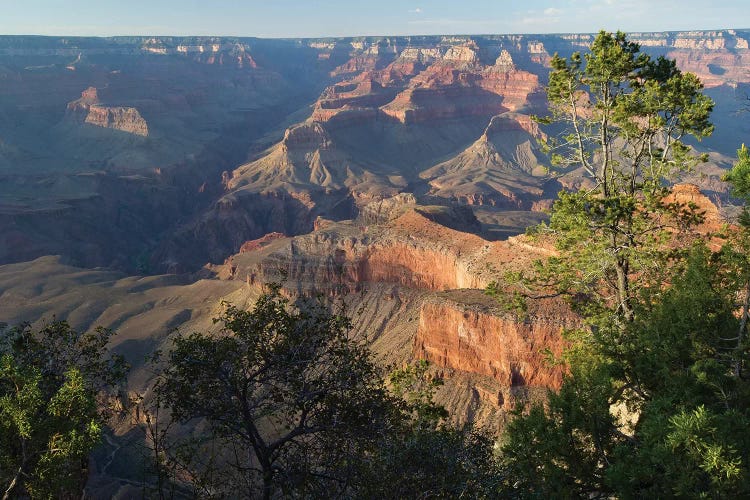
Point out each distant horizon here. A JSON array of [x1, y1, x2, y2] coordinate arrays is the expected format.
[[5, 1, 750, 39], [3, 27, 750, 41]]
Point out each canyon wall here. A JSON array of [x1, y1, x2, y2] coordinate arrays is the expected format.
[[1, 31, 744, 494], [217, 202, 570, 400], [415, 292, 571, 394], [1, 31, 745, 271]]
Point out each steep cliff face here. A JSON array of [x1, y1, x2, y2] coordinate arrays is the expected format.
[[311, 79, 396, 123], [83, 105, 149, 136], [141, 39, 261, 68], [216, 186, 723, 400], [214, 202, 569, 407], [67, 87, 149, 136], [380, 86, 507, 124], [312, 42, 541, 127], [375, 43, 541, 124], [222, 197, 558, 295], [224, 211, 494, 293], [415, 291, 572, 395]]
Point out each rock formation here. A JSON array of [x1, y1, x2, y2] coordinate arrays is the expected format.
[[1, 32, 748, 494], [420, 113, 550, 208], [215, 200, 572, 404], [1, 31, 746, 274], [415, 291, 571, 394], [67, 87, 149, 136]]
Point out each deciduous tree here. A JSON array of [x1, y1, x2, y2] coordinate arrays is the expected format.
[[152, 286, 397, 498], [0, 321, 127, 499]]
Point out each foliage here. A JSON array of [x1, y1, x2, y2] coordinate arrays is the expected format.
[[534, 30, 713, 326], [0, 321, 127, 499], [723, 143, 750, 200], [361, 424, 501, 499], [152, 286, 398, 498], [387, 359, 448, 429], [720, 143, 750, 376], [148, 288, 508, 498], [498, 31, 750, 498], [501, 247, 750, 497], [359, 360, 502, 499]]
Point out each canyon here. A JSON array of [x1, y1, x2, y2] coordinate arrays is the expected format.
[[0, 30, 748, 487]]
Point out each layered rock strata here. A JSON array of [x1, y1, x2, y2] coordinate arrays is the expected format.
[[217, 203, 571, 405], [66, 87, 149, 136], [415, 291, 571, 393]]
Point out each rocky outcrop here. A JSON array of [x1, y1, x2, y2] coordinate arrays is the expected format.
[[67, 87, 149, 136], [358, 193, 417, 223], [415, 291, 572, 393], [663, 183, 727, 250], [239, 232, 286, 253], [227, 122, 355, 192], [210, 204, 572, 411], [223, 203, 548, 293], [311, 79, 396, 123], [420, 113, 549, 208], [312, 40, 542, 127], [140, 39, 261, 68], [380, 86, 507, 124], [228, 219, 489, 292], [83, 106, 149, 136], [374, 43, 540, 124]]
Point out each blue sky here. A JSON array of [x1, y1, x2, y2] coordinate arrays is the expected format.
[[2, 0, 750, 38]]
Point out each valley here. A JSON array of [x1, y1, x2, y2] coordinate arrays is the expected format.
[[1, 29, 749, 492]]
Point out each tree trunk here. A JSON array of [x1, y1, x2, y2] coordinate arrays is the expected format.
[[262, 468, 273, 500], [2, 466, 22, 500], [735, 280, 750, 377], [616, 259, 633, 323]]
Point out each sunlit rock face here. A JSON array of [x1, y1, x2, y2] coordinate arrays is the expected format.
[[415, 292, 572, 393], [0, 31, 747, 496], [1, 32, 746, 272], [67, 87, 149, 136]]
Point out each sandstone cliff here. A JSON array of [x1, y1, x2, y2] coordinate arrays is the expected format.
[[67, 87, 149, 136], [415, 291, 571, 396], [218, 200, 568, 381]]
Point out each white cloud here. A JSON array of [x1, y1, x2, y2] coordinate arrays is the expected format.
[[409, 8, 423, 14], [544, 7, 563, 16]]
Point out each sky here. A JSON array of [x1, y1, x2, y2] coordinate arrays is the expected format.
[[2, 0, 750, 38]]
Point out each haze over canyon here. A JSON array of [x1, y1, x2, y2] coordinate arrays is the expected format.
[[1, 29, 749, 491]]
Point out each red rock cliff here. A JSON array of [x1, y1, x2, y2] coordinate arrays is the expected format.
[[415, 291, 572, 392]]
